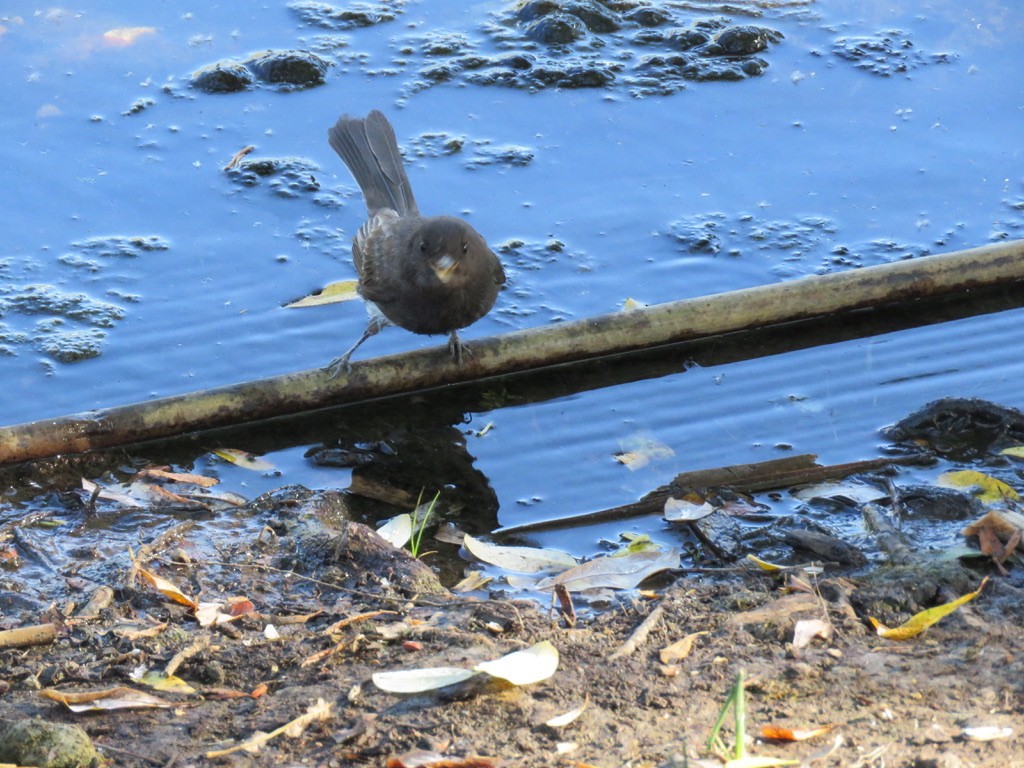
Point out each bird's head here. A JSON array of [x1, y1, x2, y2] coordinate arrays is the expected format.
[[414, 217, 490, 285]]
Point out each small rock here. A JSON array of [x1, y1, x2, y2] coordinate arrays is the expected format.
[[0, 719, 101, 768], [191, 61, 254, 93], [244, 49, 332, 88], [714, 25, 781, 56], [524, 14, 587, 45]]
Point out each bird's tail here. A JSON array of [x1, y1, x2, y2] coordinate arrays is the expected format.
[[327, 110, 419, 217]]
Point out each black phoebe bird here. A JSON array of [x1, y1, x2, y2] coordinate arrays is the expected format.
[[325, 110, 506, 375]]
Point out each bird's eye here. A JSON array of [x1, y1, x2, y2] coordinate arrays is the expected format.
[[461, 243, 468, 254], [419, 242, 427, 253]]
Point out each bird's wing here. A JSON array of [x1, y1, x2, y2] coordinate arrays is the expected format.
[[353, 211, 401, 304]]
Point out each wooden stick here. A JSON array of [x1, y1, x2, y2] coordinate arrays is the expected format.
[[494, 453, 931, 537], [0, 622, 58, 649], [2, 238, 1023, 465], [609, 603, 666, 660]]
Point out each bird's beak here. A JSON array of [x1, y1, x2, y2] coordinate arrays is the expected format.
[[431, 254, 458, 283]]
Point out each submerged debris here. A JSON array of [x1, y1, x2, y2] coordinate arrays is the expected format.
[[191, 49, 333, 93], [831, 29, 957, 77], [288, 0, 403, 30], [391, 2, 785, 97], [225, 156, 322, 198], [884, 397, 1024, 460]]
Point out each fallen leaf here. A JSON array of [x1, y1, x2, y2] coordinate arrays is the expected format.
[[962, 509, 1024, 543], [81, 478, 141, 506], [385, 750, 500, 767], [129, 668, 196, 694], [40, 686, 175, 712], [285, 280, 360, 308], [613, 434, 674, 470], [535, 549, 679, 592], [792, 619, 832, 650], [452, 571, 493, 593], [195, 601, 245, 628], [209, 448, 274, 471], [372, 667, 478, 694], [373, 641, 558, 694], [134, 562, 198, 610], [663, 497, 716, 522], [973, 525, 1019, 575], [474, 640, 559, 686], [869, 577, 989, 640], [961, 725, 1013, 741], [793, 481, 887, 504], [937, 470, 1019, 502], [659, 631, 708, 664], [463, 534, 577, 574], [504, 574, 542, 590], [545, 696, 588, 727], [616, 532, 660, 554], [729, 593, 819, 626], [745, 554, 790, 572], [760, 723, 836, 741], [378, 514, 413, 548]]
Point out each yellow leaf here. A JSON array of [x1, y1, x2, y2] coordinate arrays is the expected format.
[[613, 434, 674, 471], [131, 670, 196, 694], [745, 554, 789, 572], [999, 446, 1024, 459], [209, 448, 274, 471], [285, 280, 360, 308], [133, 561, 198, 610], [869, 577, 989, 641], [937, 470, 1019, 502], [616, 533, 660, 555]]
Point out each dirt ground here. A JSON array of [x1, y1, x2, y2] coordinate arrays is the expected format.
[[1, 487, 1022, 768]]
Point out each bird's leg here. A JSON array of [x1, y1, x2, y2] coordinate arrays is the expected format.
[[447, 330, 470, 365], [326, 318, 383, 378]]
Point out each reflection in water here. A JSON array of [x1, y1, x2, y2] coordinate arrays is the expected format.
[[306, 397, 500, 534]]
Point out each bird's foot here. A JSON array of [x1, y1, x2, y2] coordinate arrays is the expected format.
[[325, 352, 353, 379], [326, 320, 383, 378], [448, 331, 470, 365]]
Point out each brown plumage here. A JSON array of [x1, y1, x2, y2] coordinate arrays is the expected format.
[[325, 110, 505, 374]]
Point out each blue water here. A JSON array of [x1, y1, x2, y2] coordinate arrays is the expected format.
[[1, 1, 1023, 575]]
